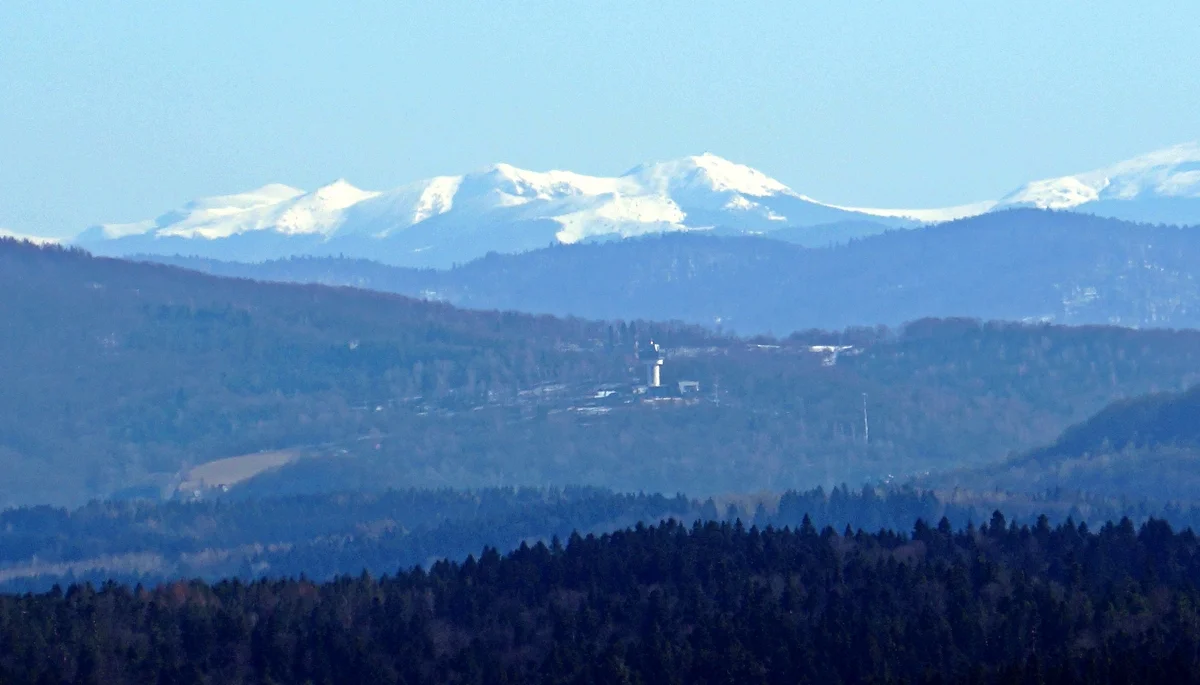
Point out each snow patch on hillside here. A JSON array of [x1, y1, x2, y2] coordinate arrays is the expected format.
[[147, 180, 376, 239], [553, 195, 687, 243], [623, 153, 796, 198], [828, 200, 999, 223], [411, 176, 462, 224]]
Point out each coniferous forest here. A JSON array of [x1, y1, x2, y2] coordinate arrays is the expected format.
[[3, 484, 1199, 595], [5, 516, 1200, 684]]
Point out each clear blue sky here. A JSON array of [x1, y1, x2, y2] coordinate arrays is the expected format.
[[3, 1, 1198, 238]]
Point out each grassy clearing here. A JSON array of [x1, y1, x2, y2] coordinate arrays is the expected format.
[[178, 449, 304, 493]]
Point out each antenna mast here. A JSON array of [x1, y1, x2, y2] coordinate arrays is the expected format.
[[862, 392, 869, 445]]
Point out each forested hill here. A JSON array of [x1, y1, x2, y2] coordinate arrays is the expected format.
[[0, 240, 686, 506], [951, 384, 1200, 500], [6, 516, 1200, 683], [1040, 384, 1200, 457], [148, 209, 1200, 334], [9, 238, 1200, 507], [5, 483, 1200, 594], [197, 319, 1200, 503]]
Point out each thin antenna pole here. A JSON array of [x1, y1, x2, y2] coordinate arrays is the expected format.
[[862, 392, 869, 445]]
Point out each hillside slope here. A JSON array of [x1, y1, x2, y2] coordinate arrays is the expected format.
[[0, 239, 639, 506], [226, 317, 1200, 502], [151, 209, 1200, 334], [9, 239, 1200, 507], [940, 385, 1200, 499]]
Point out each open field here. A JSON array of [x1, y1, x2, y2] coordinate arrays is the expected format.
[[177, 449, 305, 494]]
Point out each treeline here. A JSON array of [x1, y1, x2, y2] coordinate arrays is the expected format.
[[0, 488, 692, 594], [7, 484, 1200, 594], [6, 515, 1200, 683]]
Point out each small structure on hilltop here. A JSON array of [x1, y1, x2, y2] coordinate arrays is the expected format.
[[638, 340, 665, 388], [809, 345, 856, 367]]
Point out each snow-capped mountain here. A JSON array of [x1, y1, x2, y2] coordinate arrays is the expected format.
[[993, 142, 1200, 225], [75, 154, 916, 267], [68, 144, 1200, 267], [76, 181, 378, 242]]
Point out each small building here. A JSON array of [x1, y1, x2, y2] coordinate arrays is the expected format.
[[678, 380, 701, 395]]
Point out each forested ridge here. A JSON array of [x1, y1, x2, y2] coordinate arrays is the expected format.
[[148, 209, 1200, 333], [5, 484, 1200, 596], [0, 488, 692, 593], [6, 515, 1200, 683], [239, 320, 1200, 500], [7, 238, 1200, 506], [0, 240, 693, 505], [1036, 384, 1200, 457], [945, 384, 1200, 499]]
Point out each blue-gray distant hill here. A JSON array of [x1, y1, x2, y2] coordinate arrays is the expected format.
[[948, 383, 1200, 501], [146, 209, 1200, 335], [10, 237, 1200, 508]]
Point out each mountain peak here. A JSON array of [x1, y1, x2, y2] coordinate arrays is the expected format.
[[623, 153, 795, 198], [311, 179, 378, 206], [77, 144, 1200, 268], [69, 153, 913, 265], [996, 141, 1200, 212]]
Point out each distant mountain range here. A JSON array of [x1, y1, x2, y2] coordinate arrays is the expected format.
[[147, 209, 1200, 335], [75, 154, 915, 267], [72, 143, 1200, 267]]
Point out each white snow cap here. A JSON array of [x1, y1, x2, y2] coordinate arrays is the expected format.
[[827, 200, 1000, 223], [622, 153, 797, 198], [997, 142, 1200, 210], [103, 181, 379, 240], [72, 144, 1200, 267], [82, 154, 819, 246]]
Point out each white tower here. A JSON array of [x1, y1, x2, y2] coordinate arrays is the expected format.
[[638, 341, 664, 388]]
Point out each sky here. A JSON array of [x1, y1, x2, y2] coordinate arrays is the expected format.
[[2, 1, 1199, 239]]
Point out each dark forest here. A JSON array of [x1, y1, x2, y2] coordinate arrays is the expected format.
[[5, 515, 1200, 684]]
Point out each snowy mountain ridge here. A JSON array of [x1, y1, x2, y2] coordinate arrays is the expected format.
[[994, 143, 1200, 221], [76, 153, 923, 266], [70, 143, 1200, 267]]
